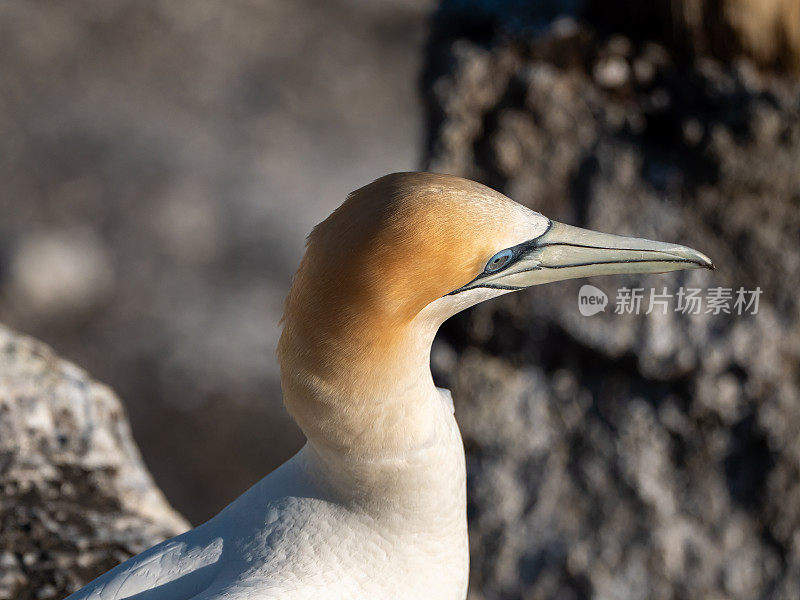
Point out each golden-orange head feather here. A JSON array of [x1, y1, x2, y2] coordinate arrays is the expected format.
[[279, 173, 539, 373]]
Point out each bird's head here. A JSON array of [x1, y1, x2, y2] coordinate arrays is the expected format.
[[278, 172, 712, 455], [282, 172, 711, 350]]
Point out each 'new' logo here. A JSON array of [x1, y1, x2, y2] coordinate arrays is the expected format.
[[578, 284, 608, 316]]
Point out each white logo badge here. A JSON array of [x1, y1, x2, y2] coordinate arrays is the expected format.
[[578, 284, 608, 316]]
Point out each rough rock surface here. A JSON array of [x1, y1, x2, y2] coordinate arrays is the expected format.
[[0, 325, 188, 599], [424, 6, 800, 599]]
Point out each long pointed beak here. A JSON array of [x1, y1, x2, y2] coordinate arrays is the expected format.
[[456, 220, 714, 293]]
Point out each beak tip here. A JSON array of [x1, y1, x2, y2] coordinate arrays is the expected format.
[[684, 247, 714, 271], [697, 253, 715, 271]]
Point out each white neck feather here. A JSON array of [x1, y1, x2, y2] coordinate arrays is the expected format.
[[278, 288, 508, 479]]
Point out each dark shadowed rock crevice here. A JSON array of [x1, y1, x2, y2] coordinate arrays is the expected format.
[[424, 5, 800, 599]]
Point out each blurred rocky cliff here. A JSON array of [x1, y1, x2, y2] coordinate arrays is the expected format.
[[424, 2, 800, 598]]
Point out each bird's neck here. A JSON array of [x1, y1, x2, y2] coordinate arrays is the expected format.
[[278, 305, 448, 461]]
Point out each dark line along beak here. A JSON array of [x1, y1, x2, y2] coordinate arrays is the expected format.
[[454, 220, 714, 294]]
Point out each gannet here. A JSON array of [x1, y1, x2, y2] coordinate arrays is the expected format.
[[67, 172, 712, 600]]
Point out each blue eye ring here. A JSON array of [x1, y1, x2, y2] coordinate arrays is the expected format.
[[484, 249, 514, 273]]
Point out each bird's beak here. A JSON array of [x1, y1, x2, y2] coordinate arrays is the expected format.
[[455, 220, 714, 293]]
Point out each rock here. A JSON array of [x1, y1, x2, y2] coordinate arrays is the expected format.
[[0, 325, 189, 599], [586, 0, 800, 71], [424, 7, 800, 600]]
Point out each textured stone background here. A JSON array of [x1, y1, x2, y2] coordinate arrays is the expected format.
[[1, 0, 799, 598], [425, 2, 800, 598]]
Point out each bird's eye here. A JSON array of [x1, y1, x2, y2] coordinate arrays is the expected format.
[[484, 249, 513, 273]]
